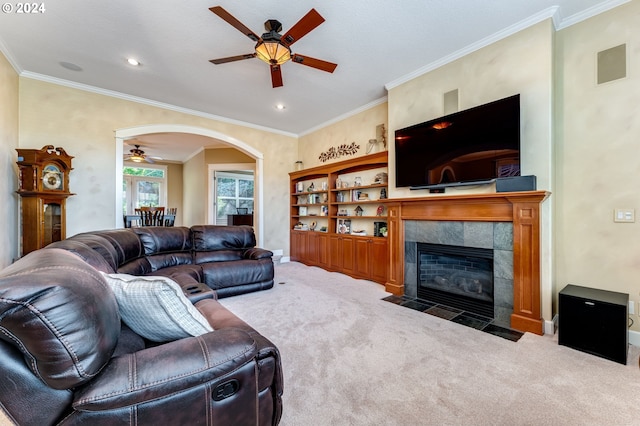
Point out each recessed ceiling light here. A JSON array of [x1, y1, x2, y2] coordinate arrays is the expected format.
[[275, 104, 286, 111], [59, 61, 83, 71], [127, 58, 140, 66]]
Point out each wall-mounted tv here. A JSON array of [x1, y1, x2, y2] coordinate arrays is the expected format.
[[394, 94, 520, 189]]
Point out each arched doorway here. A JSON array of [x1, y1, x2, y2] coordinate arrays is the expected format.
[[114, 124, 264, 246]]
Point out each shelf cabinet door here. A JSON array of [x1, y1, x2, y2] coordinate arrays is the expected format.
[[370, 238, 388, 283], [308, 232, 329, 268], [291, 231, 308, 263], [329, 235, 355, 274], [354, 238, 371, 278]]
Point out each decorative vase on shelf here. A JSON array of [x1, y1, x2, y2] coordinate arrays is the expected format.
[[294, 160, 304, 171]]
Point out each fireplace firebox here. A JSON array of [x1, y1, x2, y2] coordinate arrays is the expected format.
[[417, 243, 494, 318]]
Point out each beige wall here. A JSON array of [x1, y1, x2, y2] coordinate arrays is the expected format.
[[17, 78, 297, 254], [182, 150, 206, 226], [0, 52, 19, 266], [205, 147, 254, 164], [298, 102, 388, 169], [555, 1, 640, 332], [164, 161, 183, 226]]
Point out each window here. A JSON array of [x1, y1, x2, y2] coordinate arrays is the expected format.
[[123, 165, 167, 214], [215, 171, 254, 225]]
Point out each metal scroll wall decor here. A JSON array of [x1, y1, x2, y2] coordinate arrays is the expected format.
[[318, 142, 360, 163]]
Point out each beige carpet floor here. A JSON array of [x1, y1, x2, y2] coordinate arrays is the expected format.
[[220, 261, 640, 426]]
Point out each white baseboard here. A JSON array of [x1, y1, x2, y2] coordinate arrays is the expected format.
[[280, 256, 291, 263], [544, 316, 558, 335], [630, 329, 640, 347]]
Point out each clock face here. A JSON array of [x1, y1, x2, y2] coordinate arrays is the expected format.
[[42, 164, 63, 190]]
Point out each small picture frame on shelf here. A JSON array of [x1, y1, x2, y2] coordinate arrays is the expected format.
[[299, 206, 308, 216], [337, 219, 351, 234], [320, 206, 328, 216]]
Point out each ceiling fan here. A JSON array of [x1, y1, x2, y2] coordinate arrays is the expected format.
[[124, 144, 161, 164], [208, 6, 338, 88]]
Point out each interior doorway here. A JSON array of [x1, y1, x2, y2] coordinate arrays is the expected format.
[[208, 164, 255, 225], [114, 125, 264, 246]]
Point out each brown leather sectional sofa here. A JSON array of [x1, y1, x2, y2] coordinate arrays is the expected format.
[[0, 225, 283, 425]]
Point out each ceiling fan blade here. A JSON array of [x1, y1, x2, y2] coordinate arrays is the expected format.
[[210, 53, 257, 64], [292, 54, 337, 73], [270, 65, 283, 88], [144, 157, 156, 164], [280, 8, 325, 47], [209, 6, 260, 42]]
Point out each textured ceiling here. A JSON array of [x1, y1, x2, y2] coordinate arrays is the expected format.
[[0, 0, 626, 160]]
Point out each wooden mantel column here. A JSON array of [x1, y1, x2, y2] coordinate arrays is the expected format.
[[385, 191, 550, 335]]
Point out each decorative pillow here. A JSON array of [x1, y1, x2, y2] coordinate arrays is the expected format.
[[101, 273, 213, 342]]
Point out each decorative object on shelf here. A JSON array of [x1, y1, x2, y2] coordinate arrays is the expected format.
[[374, 221, 387, 237], [294, 222, 309, 230], [354, 176, 362, 186], [308, 194, 315, 204], [358, 192, 369, 201], [335, 178, 341, 188], [309, 221, 317, 231], [352, 190, 361, 202], [354, 206, 364, 216], [338, 209, 348, 216], [321, 206, 328, 216], [341, 180, 349, 188], [321, 181, 328, 190], [318, 142, 360, 162], [16, 145, 75, 255], [376, 205, 385, 216], [294, 160, 304, 171], [296, 182, 304, 193], [307, 182, 315, 192], [374, 172, 388, 184], [351, 230, 367, 236], [366, 124, 387, 153], [319, 226, 327, 232], [336, 192, 344, 202], [299, 206, 308, 216], [380, 187, 387, 199]]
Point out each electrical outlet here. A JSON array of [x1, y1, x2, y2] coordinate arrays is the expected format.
[[614, 208, 635, 223]]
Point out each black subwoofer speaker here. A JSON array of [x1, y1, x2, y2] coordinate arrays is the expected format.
[[495, 175, 536, 192], [558, 284, 629, 364]]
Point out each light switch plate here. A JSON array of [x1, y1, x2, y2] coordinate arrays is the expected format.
[[614, 208, 635, 223]]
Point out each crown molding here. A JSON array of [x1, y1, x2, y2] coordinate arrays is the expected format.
[[555, 0, 631, 29], [298, 96, 388, 137], [19, 71, 298, 139], [385, 7, 560, 91]]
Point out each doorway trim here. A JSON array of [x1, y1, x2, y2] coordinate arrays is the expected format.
[[114, 124, 264, 246]]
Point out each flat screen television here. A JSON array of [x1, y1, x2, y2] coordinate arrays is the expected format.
[[394, 94, 520, 189]]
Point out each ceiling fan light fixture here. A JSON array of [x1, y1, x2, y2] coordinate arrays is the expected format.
[[255, 33, 291, 65], [129, 155, 145, 162]]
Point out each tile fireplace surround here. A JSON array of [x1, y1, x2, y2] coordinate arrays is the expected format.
[[384, 191, 550, 335]]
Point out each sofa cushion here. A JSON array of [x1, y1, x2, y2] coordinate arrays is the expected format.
[[191, 225, 256, 251], [101, 273, 213, 342], [0, 249, 120, 390]]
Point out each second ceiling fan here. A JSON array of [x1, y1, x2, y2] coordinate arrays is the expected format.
[[209, 6, 337, 88]]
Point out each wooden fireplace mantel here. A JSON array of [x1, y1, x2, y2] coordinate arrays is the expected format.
[[385, 190, 550, 335]]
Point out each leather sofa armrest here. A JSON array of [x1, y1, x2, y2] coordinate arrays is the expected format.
[[244, 247, 273, 260], [72, 329, 257, 411]]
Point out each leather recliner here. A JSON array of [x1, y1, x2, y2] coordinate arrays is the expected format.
[[0, 226, 283, 425]]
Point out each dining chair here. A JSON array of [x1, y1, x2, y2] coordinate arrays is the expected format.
[[138, 208, 165, 226], [164, 207, 177, 227]]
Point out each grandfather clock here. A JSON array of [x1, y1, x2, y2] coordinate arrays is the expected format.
[[16, 145, 74, 256]]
